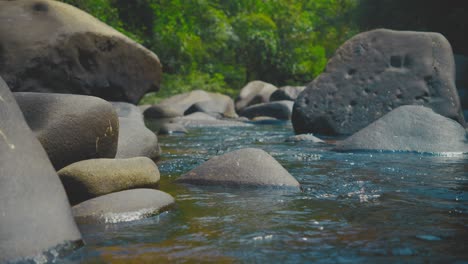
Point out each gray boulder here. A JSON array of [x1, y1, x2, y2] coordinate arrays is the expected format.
[[58, 157, 160, 205], [0, 77, 82, 263], [293, 29, 465, 136], [240, 100, 294, 120], [176, 148, 300, 189], [72, 189, 175, 224], [116, 117, 160, 159], [111, 102, 144, 123], [235, 81, 278, 111], [15, 92, 119, 170], [335, 105, 468, 153], [0, 0, 161, 103], [270, 86, 306, 101], [157, 90, 237, 118]]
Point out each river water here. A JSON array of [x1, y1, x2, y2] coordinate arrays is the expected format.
[[67, 123, 468, 263]]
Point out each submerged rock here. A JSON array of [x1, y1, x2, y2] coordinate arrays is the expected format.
[[0, 0, 162, 103], [0, 77, 82, 262], [293, 29, 464, 136], [58, 157, 160, 205], [240, 100, 294, 120], [175, 112, 252, 127], [177, 148, 300, 189], [235, 81, 278, 111], [159, 122, 188, 135], [335, 105, 468, 153], [72, 189, 175, 224], [286, 134, 325, 143], [15, 92, 119, 170]]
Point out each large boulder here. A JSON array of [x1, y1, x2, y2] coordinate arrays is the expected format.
[[111, 101, 144, 123], [0, 77, 82, 262], [235, 81, 277, 111], [454, 54, 468, 109], [335, 105, 468, 153], [0, 0, 162, 103], [240, 100, 294, 120], [270, 86, 305, 102], [110, 102, 161, 159], [15, 92, 119, 170], [58, 157, 160, 205], [293, 29, 465, 135], [176, 148, 300, 189], [116, 117, 160, 159], [157, 90, 237, 118], [72, 189, 175, 224]]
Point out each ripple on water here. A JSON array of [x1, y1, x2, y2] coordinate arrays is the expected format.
[[65, 123, 468, 263]]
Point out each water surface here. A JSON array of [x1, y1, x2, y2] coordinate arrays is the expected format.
[[68, 123, 468, 263]]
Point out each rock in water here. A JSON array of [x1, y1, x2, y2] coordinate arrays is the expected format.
[[177, 148, 300, 189], [0, 77, 82, 262], [157, 90, 237, 118], [293, 29, 464, 136], [335, 105, 468, 153], [72, 189, 175, 224], [58, 157, 160, 205], [235, 81, 278, 112], [0, 0, 162, 103], [15, 92, 119, 170], [270, 86, 306, 102], [240, 100, 294, 120]]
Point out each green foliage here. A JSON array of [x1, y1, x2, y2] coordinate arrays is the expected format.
[[59, 0, 358, 104]]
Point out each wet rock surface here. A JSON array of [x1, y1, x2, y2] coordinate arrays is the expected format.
[[293, 29, 464, 136]]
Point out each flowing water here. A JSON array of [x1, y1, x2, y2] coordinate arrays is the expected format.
[[67, 123, 468, 263]]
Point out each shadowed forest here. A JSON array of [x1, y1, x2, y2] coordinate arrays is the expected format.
[[61, 0, 468, 100]]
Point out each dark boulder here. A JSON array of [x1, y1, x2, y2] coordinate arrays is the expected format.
[[0, 0, 162, 103], [270, 86, 305, 101], [235, 81, 278, 111], [58, 157, 160, 205], [240, 100, 294, 120], [176, 148, 300, 189], [0, 77, 82, 262], [72, 189, 175, 224], [335, 105, 468, 153], [293, 29, 464, 136], [15, 92, 119, 170]]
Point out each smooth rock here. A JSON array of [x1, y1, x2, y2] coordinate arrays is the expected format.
[[240, 100, 294, 120], [72, 189, 175, 224], [159, 122, 188, 135], [157, 90, 237, 118], [58, 157, 160, 205], [235, 81, 278, 111], [0, 0, 162, 103], [270, 86, 306, 101], [111, 102, 144, 123], [293, 29, 465, 136], [177, 148, 300, 189], [116, 117, 160, 159], [0, 77, 82, 263], [15, 92, 119, 170], [335, 105, 468, 153], [286, 134, 325, 143]]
